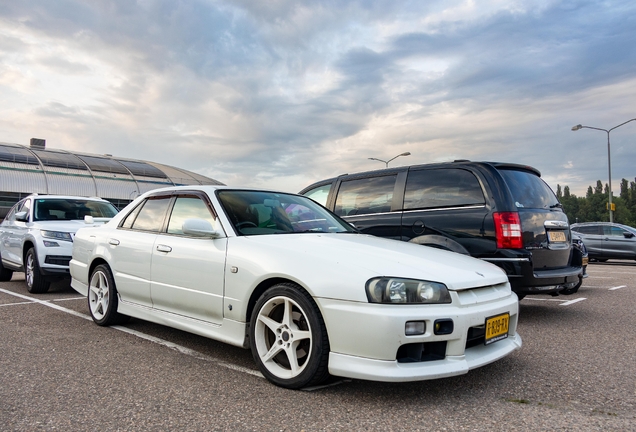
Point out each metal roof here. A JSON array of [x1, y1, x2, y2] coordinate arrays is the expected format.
[[0, 142, 224, 216]]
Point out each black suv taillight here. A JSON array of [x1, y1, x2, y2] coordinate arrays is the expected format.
[[493, 212, 523, 249]]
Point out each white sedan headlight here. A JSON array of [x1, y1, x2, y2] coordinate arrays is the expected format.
[[366, 277, 451, 304]]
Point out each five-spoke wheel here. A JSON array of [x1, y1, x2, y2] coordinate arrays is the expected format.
[[88, 264, 128, 326], [250, 284, 329, 389]]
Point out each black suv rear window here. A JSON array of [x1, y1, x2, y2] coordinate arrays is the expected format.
[[499, 169, 559, 209]]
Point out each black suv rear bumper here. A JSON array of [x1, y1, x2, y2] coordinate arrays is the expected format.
[[482, 257, 582, 295]]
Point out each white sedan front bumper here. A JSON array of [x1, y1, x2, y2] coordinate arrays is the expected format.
[[317, 284, 521, 382]]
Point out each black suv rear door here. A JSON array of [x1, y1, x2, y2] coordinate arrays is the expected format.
[[399, 167, 491, 255]]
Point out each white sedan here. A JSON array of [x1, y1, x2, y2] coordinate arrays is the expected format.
[[70, 186, 521, 389]]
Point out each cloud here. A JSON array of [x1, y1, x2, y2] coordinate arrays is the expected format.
[[0, 0, 635, 196]]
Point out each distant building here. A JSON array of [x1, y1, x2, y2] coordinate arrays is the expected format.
[[0, 139, 224, 218]]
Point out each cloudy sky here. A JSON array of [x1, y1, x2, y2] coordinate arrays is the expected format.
[[1, 0, 635, 196]]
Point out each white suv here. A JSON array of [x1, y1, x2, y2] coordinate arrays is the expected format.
[[0, 195, 118, 293]]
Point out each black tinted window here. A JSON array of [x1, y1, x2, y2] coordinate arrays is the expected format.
[[131, 197, 172, 232], [334, 175, 396, 216], [499, 169, 559, 209], [575, 225, 600, 235], [404, 169, 484, 210]]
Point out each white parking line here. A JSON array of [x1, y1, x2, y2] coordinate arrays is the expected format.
[[523, 297, 587, 306], [609, 285, 627, 291], [559, 298, 587, 306], [0, 288, 265, 380]]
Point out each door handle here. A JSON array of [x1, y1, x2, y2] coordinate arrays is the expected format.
[[156, 244, 172, 253], [108, 239, 120, 246]]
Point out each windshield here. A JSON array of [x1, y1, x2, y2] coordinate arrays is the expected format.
[[499, 169, 560, 209], [34, 199, 119, 221], [217, 190, 356, 236]]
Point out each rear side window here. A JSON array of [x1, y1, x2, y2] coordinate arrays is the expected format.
[[575, 225, 601, 235], [499, 169, 559, 209], [403, 169, 485, 210], [334, 175, 396, 216]]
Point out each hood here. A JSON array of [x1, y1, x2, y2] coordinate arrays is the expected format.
[[32, 218, 112, 233], [239, 232, 508, 291]]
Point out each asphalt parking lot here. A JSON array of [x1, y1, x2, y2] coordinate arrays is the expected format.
[[1, 262, 635, 431]]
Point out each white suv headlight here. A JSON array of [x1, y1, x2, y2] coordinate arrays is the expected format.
[[366, 277, 451, 304], [41, 230, 73, 242]]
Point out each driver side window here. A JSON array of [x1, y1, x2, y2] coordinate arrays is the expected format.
[[167, 196, 216, 235]]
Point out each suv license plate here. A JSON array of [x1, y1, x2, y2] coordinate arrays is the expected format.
[[485, 313, 510, 345], [548, 231, 566, 242]]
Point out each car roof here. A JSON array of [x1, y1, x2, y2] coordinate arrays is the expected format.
[[26, 194, 110, 202], [298, 160, 542, 194]]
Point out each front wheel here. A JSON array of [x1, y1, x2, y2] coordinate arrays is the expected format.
[[25, 248, 50, 293], [249, 284, 330, 389], [0, 254, 13, 282], [88, 264, 129, 326]]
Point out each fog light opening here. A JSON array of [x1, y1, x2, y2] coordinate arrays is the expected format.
[[405, 321, 426, 336], [434, 319, 454, 335]]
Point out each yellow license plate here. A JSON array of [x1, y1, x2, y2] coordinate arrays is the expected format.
[[582, 256, 589, 266], [548, 231, 566, 242], [485, 313, 510, 345]]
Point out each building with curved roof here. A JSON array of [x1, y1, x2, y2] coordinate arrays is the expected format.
[[0, 139, 224, 218]]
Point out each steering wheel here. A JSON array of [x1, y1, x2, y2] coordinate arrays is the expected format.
[[236, 221, 258, 229]]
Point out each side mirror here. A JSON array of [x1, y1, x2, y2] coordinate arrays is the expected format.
[[84, 215, 94, 224], [182, 218, 223, 238], [624, 232, 635, 239], [15, 211, 28, 222]]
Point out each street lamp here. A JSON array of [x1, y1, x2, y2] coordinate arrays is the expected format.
[[571, 118, 636, 223], [368, 152, 411, 168]]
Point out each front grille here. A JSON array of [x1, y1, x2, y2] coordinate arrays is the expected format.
[[465, 326, 486, 349], [396, 341, 447, 363], [44, 255, 72, 266]]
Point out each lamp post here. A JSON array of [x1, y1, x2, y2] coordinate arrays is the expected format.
[[571, 118, 636, 223], [368, 152, 411, 168]]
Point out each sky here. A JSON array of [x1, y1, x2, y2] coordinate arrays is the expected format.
[[1, 0, 635, 197]]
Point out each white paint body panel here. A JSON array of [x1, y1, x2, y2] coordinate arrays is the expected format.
[[70, 185, 522, 382]]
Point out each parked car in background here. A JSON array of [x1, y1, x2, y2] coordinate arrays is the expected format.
[[300, 161, 585, 299], [570, 222, 636, 262], [0, 195, 118, 292], [70, 186, 521, 389]]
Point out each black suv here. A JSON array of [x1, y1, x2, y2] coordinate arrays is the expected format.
[[299, 161, 585, 299]]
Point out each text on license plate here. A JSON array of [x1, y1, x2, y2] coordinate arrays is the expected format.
[[485, 313, 510, 345], [548, 231, 567, 242]]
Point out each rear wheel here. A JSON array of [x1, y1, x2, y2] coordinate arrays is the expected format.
[[88, 264, 129, 326], [250, 284, 330, 389], [25, 248, 50, 293]]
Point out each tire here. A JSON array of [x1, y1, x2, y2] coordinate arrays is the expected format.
[[249, 283, 330, 389], [25, 248, 50, 293], [88, 264, 129, 326], [0, 254, 13, 282], [559, 276, 582, 296]]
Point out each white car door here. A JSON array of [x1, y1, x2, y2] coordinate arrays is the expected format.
[[1, 199, 30, 266], [150, 194, 227, 324], [108, 196, 173, 308]]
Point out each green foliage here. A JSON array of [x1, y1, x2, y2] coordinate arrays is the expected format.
[[558, 178, 636, 226]]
